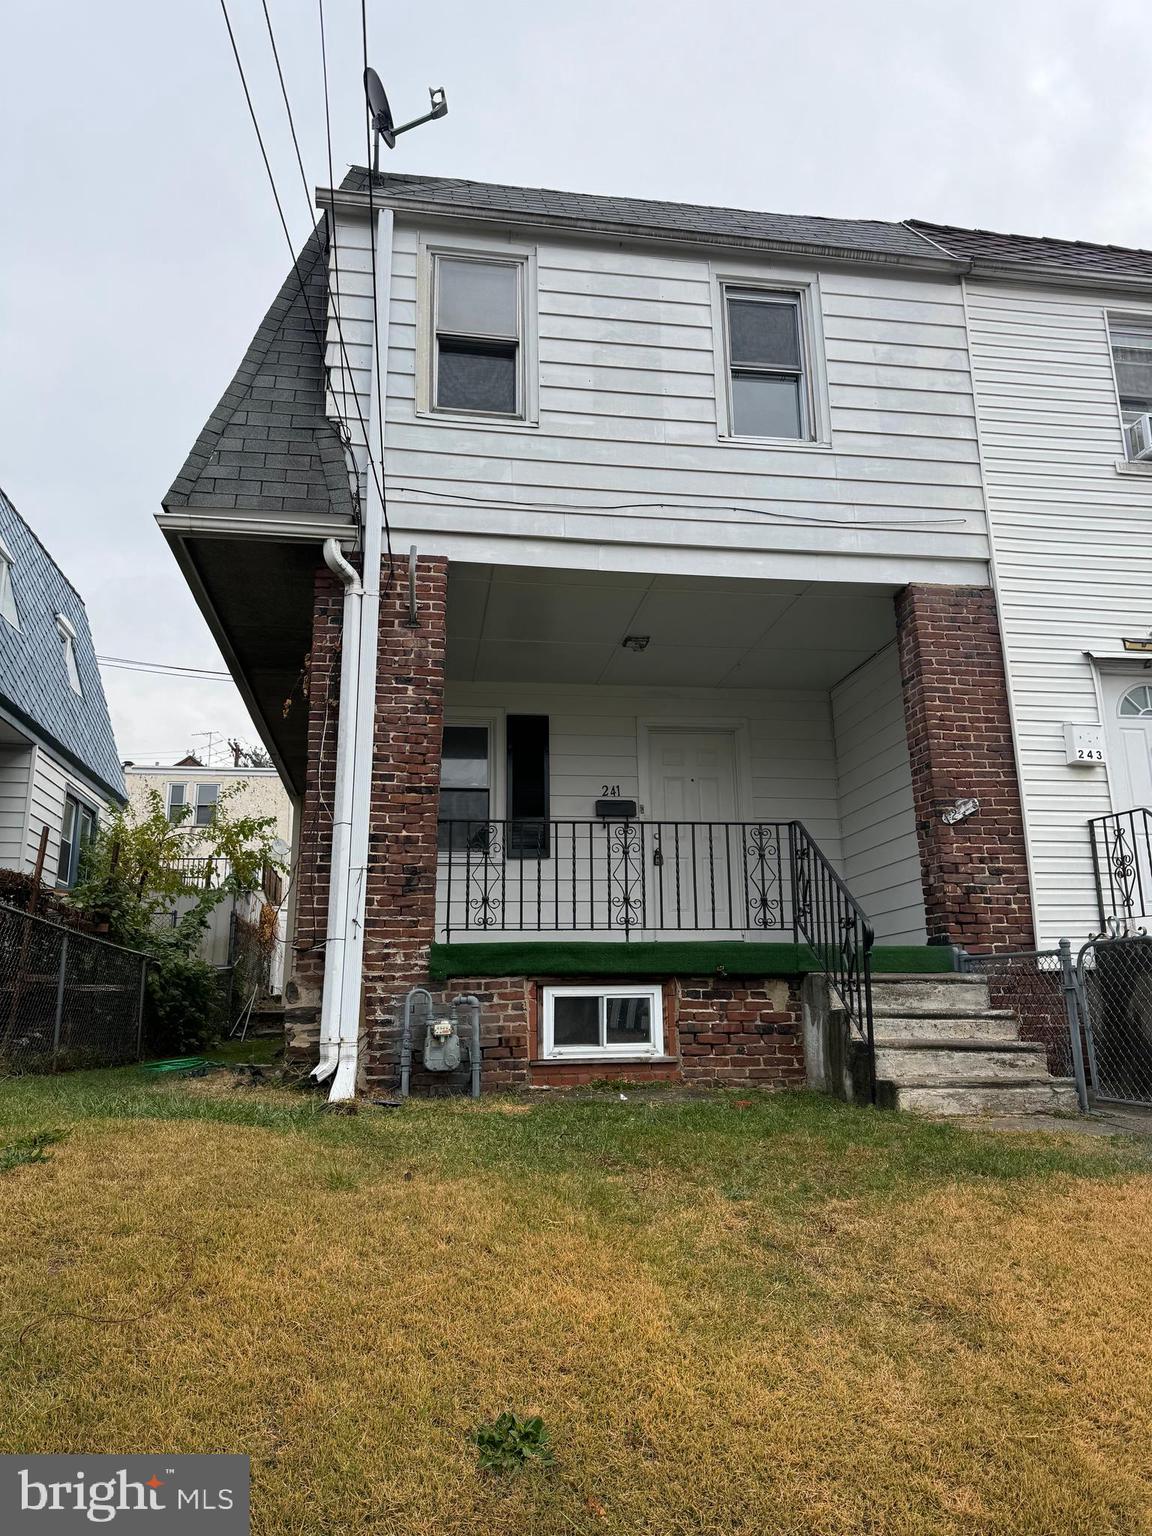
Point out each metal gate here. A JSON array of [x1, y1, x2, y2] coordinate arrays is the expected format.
[[1077, 933, 1152, 1108]]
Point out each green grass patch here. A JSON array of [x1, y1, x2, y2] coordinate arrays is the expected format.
[[430, 940, 955, 981], [0, 1128, 66, 1175]]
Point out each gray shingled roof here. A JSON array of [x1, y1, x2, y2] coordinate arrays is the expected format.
[[909, 220, 1152, 283], [165, 219, 355, 521], [0, 486, 125, 803], [341, 168, 948, 263]]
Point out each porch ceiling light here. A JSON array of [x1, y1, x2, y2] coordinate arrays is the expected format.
[[622, 635, 650, 651]]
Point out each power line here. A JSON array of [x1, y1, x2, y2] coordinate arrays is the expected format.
[[97, 655, 233, 679], [359, 0, 395, 591]]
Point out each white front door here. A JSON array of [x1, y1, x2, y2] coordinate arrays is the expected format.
[[647, 730, 744, 931], [1103, 674, 1152, 810]]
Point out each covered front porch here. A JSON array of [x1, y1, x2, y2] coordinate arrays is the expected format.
[[436, 561, 928, 951]]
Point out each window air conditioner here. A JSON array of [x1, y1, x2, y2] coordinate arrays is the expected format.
[[1127, 413, 1152, 462]]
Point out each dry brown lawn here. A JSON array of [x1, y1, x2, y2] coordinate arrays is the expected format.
[[1, 1068, 1151, 1534]]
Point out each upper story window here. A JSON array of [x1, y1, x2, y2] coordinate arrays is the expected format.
[[432, 255, 524, 418], [0, 537, 19, 628], [55, 614, 82, 695], [167, 781, 219, 826], [1110, 319, 1152, 458], [724, 287, 809, 440]]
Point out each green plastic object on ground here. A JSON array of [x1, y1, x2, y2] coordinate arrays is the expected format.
[[141, 1057, 213, 1076]]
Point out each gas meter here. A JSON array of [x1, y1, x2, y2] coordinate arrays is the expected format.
[[423, 1013, 462, 1072]]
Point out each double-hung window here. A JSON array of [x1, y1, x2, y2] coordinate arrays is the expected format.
[[541, 984, 664, 1058], [1110, 319, 1152, 457], [437, 717, 550, 857], [0, 537, 19, 628], [168, 782, 219, 826], [724, 287, 808, 440], [55, 614, 82, 695], [58, 793, 96, 888], [432, 255, 523, 418]]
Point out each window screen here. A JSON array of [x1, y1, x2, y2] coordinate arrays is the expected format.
[[434, 257, 521, 417], [1111, 321, 1152, 425], [725, 290, 806, 439]]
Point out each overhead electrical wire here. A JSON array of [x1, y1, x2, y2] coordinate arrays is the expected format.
[[97, 655, 233, 680], [359, 0, 395, 592]]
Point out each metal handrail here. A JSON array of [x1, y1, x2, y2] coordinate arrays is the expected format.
[[1089, 807, 1152, 927], [789, 820, 876, 1102]]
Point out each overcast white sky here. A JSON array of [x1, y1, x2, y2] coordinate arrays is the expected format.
[[3, 0, 1152, 768]]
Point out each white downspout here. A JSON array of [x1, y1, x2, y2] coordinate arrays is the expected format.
[[312, 537, 362, 1086], [326, 204, 394, 1103]]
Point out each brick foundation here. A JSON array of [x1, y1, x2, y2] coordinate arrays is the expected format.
[[413, 974, 806, 1092], [895, 584, 1034, 953]]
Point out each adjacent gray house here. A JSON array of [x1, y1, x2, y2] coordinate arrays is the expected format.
[[0, 485, 125, 886]]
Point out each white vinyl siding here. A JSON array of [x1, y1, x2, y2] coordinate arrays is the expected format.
[[23, 748, 110, 884], [0, 743, 32, 867], [831, 646, 926, 944], [323, 211, 989, 584], [965, 279, 1152, 946]]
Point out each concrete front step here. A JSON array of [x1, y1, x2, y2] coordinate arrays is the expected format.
[[871, 1009, 1019, 1042], [891, 1077, 1080, 1117], [874, 1039, 1048, 1082], [871, 975, 990, 1012]]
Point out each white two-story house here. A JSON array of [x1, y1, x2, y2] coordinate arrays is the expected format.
[[160, 172, 1086, 1113]]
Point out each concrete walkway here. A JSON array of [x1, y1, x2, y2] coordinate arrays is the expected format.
[[955, 1103, 1152, 1138]]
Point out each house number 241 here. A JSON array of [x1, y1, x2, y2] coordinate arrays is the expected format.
[[601, 784, 621, 796]]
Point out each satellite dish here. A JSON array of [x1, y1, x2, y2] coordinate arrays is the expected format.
[[363, 65, 448, 169], [364, 67, 396, 150]]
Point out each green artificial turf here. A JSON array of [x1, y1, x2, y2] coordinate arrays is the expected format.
[[429, 940, 956, 982]]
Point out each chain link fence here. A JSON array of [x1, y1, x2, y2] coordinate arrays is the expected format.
[[1077, 934, 1152, 1108], [0, 902, 148, 1074], [958, 941, 1090, 1110]]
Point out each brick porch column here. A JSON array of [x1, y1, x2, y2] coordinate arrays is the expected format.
[[894, 584, 1034, 953], [361, 553, 449, 1087]]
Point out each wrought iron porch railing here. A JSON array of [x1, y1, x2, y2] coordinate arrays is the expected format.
[[438, 818, 789, 939], [438, 817, 876, 1089], [1090, 807, 1152, 928], [790, 821, 876, 1097]]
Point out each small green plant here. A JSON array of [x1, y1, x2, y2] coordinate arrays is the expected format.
[[472, 1412, 556, 1473], [0, 1129, 66, 1175]]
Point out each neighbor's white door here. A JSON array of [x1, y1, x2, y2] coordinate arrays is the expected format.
[[1104, 675, 1152, 811], [1102, 675, 1152, 919], [647, 731, 741, 931]]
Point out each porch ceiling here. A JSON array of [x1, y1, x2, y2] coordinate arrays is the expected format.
[[446, 565, 900, 689]]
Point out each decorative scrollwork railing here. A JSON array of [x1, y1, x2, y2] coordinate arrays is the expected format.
[[1090, 808, 1152, 930]]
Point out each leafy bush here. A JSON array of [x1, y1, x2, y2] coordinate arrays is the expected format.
[[65, 787, 284, 1057], [472, 1413, 556, 1473]]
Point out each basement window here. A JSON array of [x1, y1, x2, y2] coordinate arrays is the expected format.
[[541, 984, 663, 1058], [432, 255, 523, 418]]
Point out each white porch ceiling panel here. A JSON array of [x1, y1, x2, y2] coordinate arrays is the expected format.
[[445, 565, 899, 690]]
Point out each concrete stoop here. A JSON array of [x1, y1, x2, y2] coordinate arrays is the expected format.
[[864, 974, 1079, 1117]]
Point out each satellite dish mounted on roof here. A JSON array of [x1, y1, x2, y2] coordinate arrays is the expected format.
[[364, 67, 447, 171]]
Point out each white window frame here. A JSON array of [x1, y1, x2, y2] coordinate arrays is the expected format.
[[541, 983, 665, 1059], [166, 782, 187, 822], [55, 613, 82, 695], [710, 265, 830, 447], [438, 709, 504, 857], [415, 233, 539, 427], [0, 536, 19, 628], [193, 782, 219, 826], [58, 792, 97, 889], [1106, 309, 1152, 465]]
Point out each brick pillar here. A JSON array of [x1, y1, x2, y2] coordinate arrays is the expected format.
[[285, 565, 345, 1062], [361, 554, 449, 1087], [894, 584, 1034, 953]]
